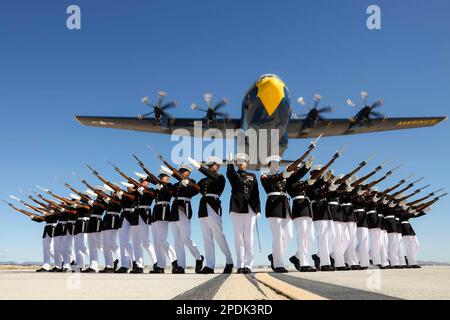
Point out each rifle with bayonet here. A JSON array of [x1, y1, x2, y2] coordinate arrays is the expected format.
[[105, 160, 141, 188], [351, 159, 391, 188], [286, 134, 323, 172], [31, 191, 66, 211], [36, 185, 82, 207], [407, 188, 444, 206], [2, 200, 45, 220], [9, 195, 47, 214], [78, 177, 121, 205], [132, 154, 163, 185], [376, 173, 414, 198], [335, 153, 376, 185], [310, 144, 348, 180], [386, 177, 424, 201], [396, 184, 431, 202], [413, 193, 448, 212], [55, 178, 92, 203], [362, 164, 402, 190]]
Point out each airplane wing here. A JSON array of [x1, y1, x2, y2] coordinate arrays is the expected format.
[[75, 116, 242, 136], [287, 117, 447, 139]]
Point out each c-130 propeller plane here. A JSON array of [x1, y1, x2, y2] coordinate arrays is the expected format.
[[76, 74, 446, 169]]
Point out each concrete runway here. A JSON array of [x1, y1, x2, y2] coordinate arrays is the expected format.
[[0, 266, 449, 300]]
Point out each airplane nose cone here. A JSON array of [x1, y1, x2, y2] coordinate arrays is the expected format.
[[256, 76, 286, 116]]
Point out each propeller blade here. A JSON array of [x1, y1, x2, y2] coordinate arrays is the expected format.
[[204, 93, 213, 108], [297, 97, 306, 106], [361, 91, 368, 104], [346, 99, 356, 107], [141, 96, 151, 105], [371, 99, 383, 108], [157, 91, 167, 107], [317, 106, 333, 113], [161, 101, 177, 110], [369, 111, 385, 119], [213, 98, 229, 111]]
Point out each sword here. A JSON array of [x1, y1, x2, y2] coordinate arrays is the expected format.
[[255, 217, 262, 253]]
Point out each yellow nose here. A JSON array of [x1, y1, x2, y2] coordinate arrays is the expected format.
[[256, 77, 286, 116]]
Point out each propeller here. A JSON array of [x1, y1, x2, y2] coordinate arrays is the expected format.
[[293, 93, 332, 131], [138, 91, 177, 127], [347, 91, 385, 123], [191, 93, 230, 126]]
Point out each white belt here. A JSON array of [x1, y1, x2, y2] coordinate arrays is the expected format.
[[59, 222, 67, 225], [137, 205, 151, 209], [378, 214, 384, 217], [366, 210, 377, 214], [385, 215, 395, 219], [77, 217, 90, 221], [395, 218, 400, 221], [90, 214, 102, 218], [267, 192, 286, 197], [106, 211, 120, 216], [341, 203, 352, 207], [203, 193, 219, 199], [122, 208, 135, 212], [292, 195, 308, 201], [156, 201, 170, 205], [176, 197, 191, 202], [328, 202, 339, 206], [354, 209, 365, 213], [401, 221, 409, 224]]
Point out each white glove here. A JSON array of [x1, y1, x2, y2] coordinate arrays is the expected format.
[[324, 169, 334, 182], [227, 152, 233, 162], [181, 179, 189, 187], [60, 208, 66, 212], [137, 187, 144, 195], [329, 184, 338, 191], [71, 203, 78, 208], [256, 212, 261, 219], [282, 170, 294, 179], [388, 201, 396, 208], [188, 157, 201, 170], [88, 200, 94, 206], [305, 156, 314, 169], [307, 178, 316, 186], [373, 196, 380, 202], [346, 186, 354, 192], [425, 207, 432, 213], [160, 165, 173, 176], [104, 197, 111, 204], [116, 191, 124, 199], [156, 184, 163, 190], [357, 189, 365, 196], [382, 198, 388, 205]]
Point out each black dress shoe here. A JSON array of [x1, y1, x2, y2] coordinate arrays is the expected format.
[[289, 256, 302, 271], [330, 256, 335, 268], [71, 260, 76, 266], [132, 261, 137, 270], [149, 267, 165, 274], [113, 259, 119, 270], [223, 263, 233, 274], [49, 267, 59, 272], [268, 254, 275, 271], [172, 266, 185, 274], [300, 266, 317, 272], [274, 267, 289, 273], [351, 265, 364, 270], [411, 265, 421, 269], [171, 260, 180, 273], [237, 268, 244, 274], [312, 254, 321, 270], [195, 255, 204, 274], [82, 268, 97, 273], [243, 267, 252, 274], [321, 265, 335, 272], [100, 267, 115, 273], [36, 267, 48, 272], [201, 267, 214, 274], [336, 266, 351, 271], [130, 267, 144, 274], [114, 267, 129, 273]]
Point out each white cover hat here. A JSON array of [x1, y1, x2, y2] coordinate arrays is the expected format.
[[236, 153, 249, 162], [178, 164, 193, 172], [206, 156, 223, 165], [264, 155, 281, 165]]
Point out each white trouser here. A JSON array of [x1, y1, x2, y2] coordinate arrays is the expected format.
[[403, 235, 420, 266], [138, 217, 157, 266], [74, 233, 89, 268], [269, 217, 293, 269], [152, 220, 177, 268], [118, 218, 133, 268], [230, 209, 256, 269], [130, 224, 144, 268], [344, 222, 359, 266], [87, 232, 102, 271], [53, 235, 64, 269], [380, 230, 389, 266], [314, 220, 332, 267], [42, 236, 55, 270], [101, 229, 119, 268], [172, 210, 202, 268], [387, 232, 400, 266], [397, 234, 406, 265], [331, 221, 350, 268], [356, 227, 370, 267], [200, 204, 233, 269], [369, 228, 382, 266], [293, 217, 314, 267], [62, 234, 74, 270]]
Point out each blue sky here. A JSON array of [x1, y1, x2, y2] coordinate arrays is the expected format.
[[0, 0, 449, 265]]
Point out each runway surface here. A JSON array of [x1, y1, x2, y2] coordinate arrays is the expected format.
[[1, 266, 449, 300]]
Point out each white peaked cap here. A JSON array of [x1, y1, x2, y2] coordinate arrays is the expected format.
[[350, 175, 358, 183], [236, 153, 249, 162], [134, 172, 148, 179], [371, 187, 379, 192], [158, 168, 170, 176], [264, 155, 281, 165], [178, 164, 193, 172], [70, 193, 81, 201], [85, 189, 97, 198], [395, 193, 405, 200], [206, 156, 223, 165], [311, 164, 323, 171], [103, 184, 115, 192], [121, 182, 135, 188], [336, 174, 345, 180]]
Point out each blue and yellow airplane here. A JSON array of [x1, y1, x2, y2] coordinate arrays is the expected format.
[[76, 74, 446, 169]]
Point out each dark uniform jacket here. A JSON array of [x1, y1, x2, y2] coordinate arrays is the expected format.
[[227, 164, 260, 214], [134, 188, 155, 224], [326, 186, 345, 222], [307, 179, 331, 221], [42, 213, 59, 238], [399, 210, 425, 236], [153, 183, 173, 222], [383, 205, 400, 233], [261, 172, 290, 219], [118, 193, 138, 226], [339, 189, 356, 223], [170, 179, 199, 221], [286, 164, 312, 219], [87, 202, 105, 233], [74, 206, 92, 235], [198, 167, 226, 218], [366, 200, 380, 229], [351, 190, 368, 228], [102, 196, 123, 230]]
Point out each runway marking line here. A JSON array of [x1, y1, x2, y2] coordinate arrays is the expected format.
[[254, 273, 328, 300]]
